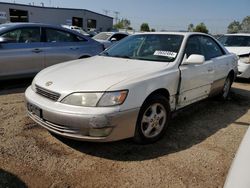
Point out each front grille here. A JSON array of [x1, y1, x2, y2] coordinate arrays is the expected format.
[[35, 85, 61, 101]]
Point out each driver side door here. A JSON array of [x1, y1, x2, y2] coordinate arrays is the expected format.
[[177, 35, 214, 109], [0, 27, 44, 78]]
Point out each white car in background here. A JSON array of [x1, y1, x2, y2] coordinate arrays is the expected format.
[[25, 32, 237, 144], [92, 32, 129, 49], [61, 25, 90, 36], [218, 33, 250, 79]]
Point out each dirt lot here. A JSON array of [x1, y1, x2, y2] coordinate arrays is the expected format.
[[0, 79, 250, 188]]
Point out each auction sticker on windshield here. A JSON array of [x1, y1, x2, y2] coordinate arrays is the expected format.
[[154, 51, 177, 58]]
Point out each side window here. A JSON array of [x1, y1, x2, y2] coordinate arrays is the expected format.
[[200, 36, 225, 60], [184, 36, 203, 58], [1, 27, 41, 43], [45, 28, 80, 42], [112, 34, 128, 41]]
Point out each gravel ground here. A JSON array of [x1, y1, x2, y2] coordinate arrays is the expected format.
[[0, 79, 250, 188]]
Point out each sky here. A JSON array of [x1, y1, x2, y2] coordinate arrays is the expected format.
[[0, 0, 250, 34]]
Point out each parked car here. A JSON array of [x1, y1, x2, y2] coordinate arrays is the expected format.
[[224, 127, 250, 188], [218, 33, 250, 79], [61, 25, 90, 36], [25, 32, 238, 144], [0, 23, 103, 80], [92, 32, 129, 49]]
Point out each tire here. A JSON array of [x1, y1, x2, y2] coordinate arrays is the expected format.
[[134, 95, 171, 144], [219, 76, 233, 100]]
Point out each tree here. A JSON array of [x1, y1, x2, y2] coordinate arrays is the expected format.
[[241, 16, 250, 33], [151, 28, 156, 32], [193, 22, 209, 33], [113, 18, 132, 29], [188, 23, 194, 32], [140, 23, 150, 32], [227, 20, 242, 33]]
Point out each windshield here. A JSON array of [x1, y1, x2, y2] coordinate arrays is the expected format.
[[218, 35, 250, 47], [101, 34, 184, 62], [93, 32, 112, 40]]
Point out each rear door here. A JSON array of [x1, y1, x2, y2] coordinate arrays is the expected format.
[[43, 27, 89, 67], [199, 36, 231, 95], [0, 27, 44, 78]]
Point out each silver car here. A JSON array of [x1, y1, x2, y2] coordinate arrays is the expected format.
[[0, 23, 104, 80]]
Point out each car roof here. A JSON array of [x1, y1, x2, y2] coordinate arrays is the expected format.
[[98, 31, 129, 35], [133, 31, 212, 37], [223, 33, 250, 37], [1, 22, 61, 27], [0, 22, 89, 38]]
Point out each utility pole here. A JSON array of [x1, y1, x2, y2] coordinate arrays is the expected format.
[[114, 11, 120, 25]]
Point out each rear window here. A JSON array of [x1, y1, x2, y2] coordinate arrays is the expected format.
[[93, 33, 112, 40]]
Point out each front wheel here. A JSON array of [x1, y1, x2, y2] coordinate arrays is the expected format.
[[134, 95, 171, 144]]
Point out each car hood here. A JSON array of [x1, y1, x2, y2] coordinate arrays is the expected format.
[[226, 47, 250, 56], [34, 56, 168, 95]]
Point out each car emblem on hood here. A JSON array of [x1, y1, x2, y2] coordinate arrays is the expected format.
[[45, 81, 53, 87]]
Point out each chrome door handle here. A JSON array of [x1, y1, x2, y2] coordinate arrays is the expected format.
[[32, 49, 42, 53]]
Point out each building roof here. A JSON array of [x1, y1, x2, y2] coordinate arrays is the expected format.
[[0, 2, 113, 20]]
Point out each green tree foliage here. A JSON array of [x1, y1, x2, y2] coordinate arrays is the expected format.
[[227, 21, 242, 33], [113, 19, 131, 29], [187, 23, 209, 33], [227, 16, 250, 33], [193, 23, 209, 33], [241, 16, 250, 33], [140, 23, 150, 32], [151, 28, 156, 32]]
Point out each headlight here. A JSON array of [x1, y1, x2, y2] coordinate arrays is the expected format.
[[61, 90, 128, 107], [239, 56, 250, 64], [97, 90, 128, 107], [61, 93, 103, 107]]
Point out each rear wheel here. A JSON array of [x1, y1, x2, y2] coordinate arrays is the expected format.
[[134, 95, 171, 144], [219, 76, 233, 100]]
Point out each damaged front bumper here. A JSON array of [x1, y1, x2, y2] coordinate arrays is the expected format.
[[25, 86, 139, 142]]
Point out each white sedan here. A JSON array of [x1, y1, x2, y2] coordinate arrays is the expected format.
[[25, 32, 238, 144], [218, 33, 250, 79]]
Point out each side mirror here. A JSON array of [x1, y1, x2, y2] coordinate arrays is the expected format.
[[183, 54, 205, 65], [110, 38, 117, 42]]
